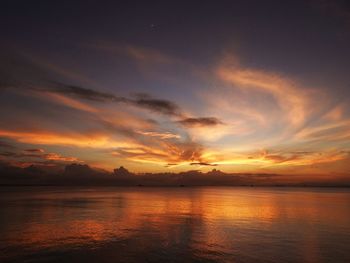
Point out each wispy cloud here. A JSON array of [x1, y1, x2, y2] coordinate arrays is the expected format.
[[136, 131, 181, 139], [217, 60, 311, 128]]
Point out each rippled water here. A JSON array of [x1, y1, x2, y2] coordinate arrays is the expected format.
[[0, 187, 350, 262]]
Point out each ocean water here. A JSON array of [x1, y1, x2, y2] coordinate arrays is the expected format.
[[0, 187, 349, 263]]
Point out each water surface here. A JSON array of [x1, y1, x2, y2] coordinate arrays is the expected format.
[[0, 187, 349, 262]]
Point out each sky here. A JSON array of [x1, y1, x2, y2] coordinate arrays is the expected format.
[[1, 0, 350, 180]]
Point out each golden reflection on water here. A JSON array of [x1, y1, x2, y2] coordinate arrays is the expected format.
[[1, 187, 350, 262]]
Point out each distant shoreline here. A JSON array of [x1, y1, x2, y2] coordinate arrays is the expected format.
[[0, 184, 349, 188]]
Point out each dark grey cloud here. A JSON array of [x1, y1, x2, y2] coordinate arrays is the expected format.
[[177, 117, 223, 127], [51, 83, 124, 102], [131, 93, 182, 117], [44, 83, 182, 117]]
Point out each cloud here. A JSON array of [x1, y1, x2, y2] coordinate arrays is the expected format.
[[34, 82, 225, 132], [43, 153, 78, 162], [190, 162, 218, 166], [177, 117, 223, 127], [50, 85, 224, 124], [0, 130, 112, 148], [295, 120, 350, 142], [323, 104, 345, 121], [0, 122, 210, 168], [258, 149, 349, 166], [111, 147, 169, 163], [190, 147, 350, 173], [43, 92, 100, 113], [12, 51, 223, 126], [0, 149, 78, 163], [0, 112, 212, 167], [163, 141, 204, 164], [136, 131, 181, 139], [2, 48, 349, 175], [50, 83, 122, 102], [130, 93, 182, 117], [218, 65, 310, 128], [0, 55, 184, 117], [37, 83, 183, 117], [110, 139, 206, 166]]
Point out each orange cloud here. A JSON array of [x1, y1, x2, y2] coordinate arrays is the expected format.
[[0, 130, 112, 148], [194, 147, 349, 172], [136, 131, 181, 139], [110, 140, 205, 166], [217, 63, 311, 128], [295, 120, 350, 142], [44, 92, 99, 113], [43, 152, 78, 162], [323, 104, 345, 121]]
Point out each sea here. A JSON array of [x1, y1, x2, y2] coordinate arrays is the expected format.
[[0, 186, 350, 262]]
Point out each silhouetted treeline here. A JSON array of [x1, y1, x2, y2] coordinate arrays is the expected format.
[[0, 162, 349, 187]]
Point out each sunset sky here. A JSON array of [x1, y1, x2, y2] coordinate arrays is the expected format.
[[1, 0, 350, 178]]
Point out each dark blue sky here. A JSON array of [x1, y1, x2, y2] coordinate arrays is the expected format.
[[2, 1, 349, 82]]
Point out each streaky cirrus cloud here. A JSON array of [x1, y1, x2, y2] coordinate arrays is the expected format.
[[217, 59, 312, 128], [136, 131, 181, 139]]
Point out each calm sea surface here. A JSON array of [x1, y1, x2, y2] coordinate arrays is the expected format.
[[0, 187, 350, 263]]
